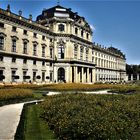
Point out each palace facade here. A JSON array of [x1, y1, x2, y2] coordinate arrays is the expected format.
[[0, 4, 126, 84]]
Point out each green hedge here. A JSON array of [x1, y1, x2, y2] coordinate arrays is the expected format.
[[41, 93, 140, 140]]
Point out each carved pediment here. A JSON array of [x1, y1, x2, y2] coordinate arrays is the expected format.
[[22, 38, 29, 43], [0, 32, 7, 37], [57, 39, 66, 45], [11, 36, 19, 40], [77, 18, 87, 26]]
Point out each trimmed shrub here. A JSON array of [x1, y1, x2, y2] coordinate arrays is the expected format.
[[41, 93, 140, 140]]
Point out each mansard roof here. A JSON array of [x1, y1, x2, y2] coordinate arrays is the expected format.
[[36, 5, 90, 29], [36, 5, 80, 21]]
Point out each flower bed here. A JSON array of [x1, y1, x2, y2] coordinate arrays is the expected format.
[[0, 89, 33, 106], [41, 93, 140, 139]]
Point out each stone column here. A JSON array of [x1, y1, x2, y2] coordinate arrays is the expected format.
[[131, 74, 133, 81], [87, 68, 89, 83], [69, 66, 72, 83], [77, 67, 80, 83], [74, 66, 77, 83], [92, 68, 96, 83], [82, 67, 84, 83], [137, 74, 139, 81]]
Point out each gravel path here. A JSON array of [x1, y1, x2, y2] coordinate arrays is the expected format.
[[0, 103, 24, 140], [47, 90, 115, 95], [0, 100, 43, 140]]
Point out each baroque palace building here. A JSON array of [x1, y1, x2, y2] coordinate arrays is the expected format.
[[0, 4, 126, 84]]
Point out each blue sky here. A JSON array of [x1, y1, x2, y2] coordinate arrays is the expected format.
[[0, 0, 140, 64]]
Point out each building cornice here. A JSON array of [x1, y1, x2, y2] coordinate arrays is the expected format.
[[96, 66, 126, 72], [0, 51, 51, 62], [93, 45, 126, 60]]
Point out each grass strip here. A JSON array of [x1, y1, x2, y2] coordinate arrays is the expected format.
[[15, 104, 57, 140]]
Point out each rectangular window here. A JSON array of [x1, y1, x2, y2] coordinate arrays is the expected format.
[[12, 40, 16, 52], [50, 38, 52, 42], [42, 61, 45, 66], [42, 72, 45, 81], [33, 44, 37, 56], [33, 71, 36, 81], [50, 72, 53, 81], [12, 57, 16, 63], [74, 46, 77, 59], [75, 28, 78, 34], [50, 48, 53, 58], [23, 71, 27, 82], [0, 37, 4, 50], [11, 70, 16, 82], [0, 22, 4, 28], [12, 26, 17, 32], [80, 47, 83, 60], [33, 60, 36, 65], [33, 33, 37, 38], [86, 33, 89, 39], [0, 70, 4, 81], [50, 62, 52, 67], [23, 42, 27, 54], [0, 56, 3, 61], [81, 30, 83, 37], [86, 49, 88, 61], [58, 24, 65, 31], [92, 56, 94, 63], [23, 30, 27, 35], [42, 46, 45, 57], [23, 59, 27, 64], [58, 46, 64, 59], [42, 35, 45, 40]]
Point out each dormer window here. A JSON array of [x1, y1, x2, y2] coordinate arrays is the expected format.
[[58, 24, 65, 32], [12, 26, 17, 32], [23, 30, 27, 35], [33, 33, 37, 38]]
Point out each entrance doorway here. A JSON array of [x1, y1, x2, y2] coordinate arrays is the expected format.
[[58, 68, 65, 82]]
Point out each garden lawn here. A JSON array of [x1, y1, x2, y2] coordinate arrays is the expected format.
[[15, 104, 57, 140]]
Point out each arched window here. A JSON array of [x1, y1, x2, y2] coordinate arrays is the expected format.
[[0, 32, 6, 50], [58, 68, 65, 82], [11, 36, 18, 52], [58, 45, 64, 59], [23, 39, 29, 54], [23, 42, 27, 54], [58, 24, 65, 32], [0, 36, 4, 50]]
